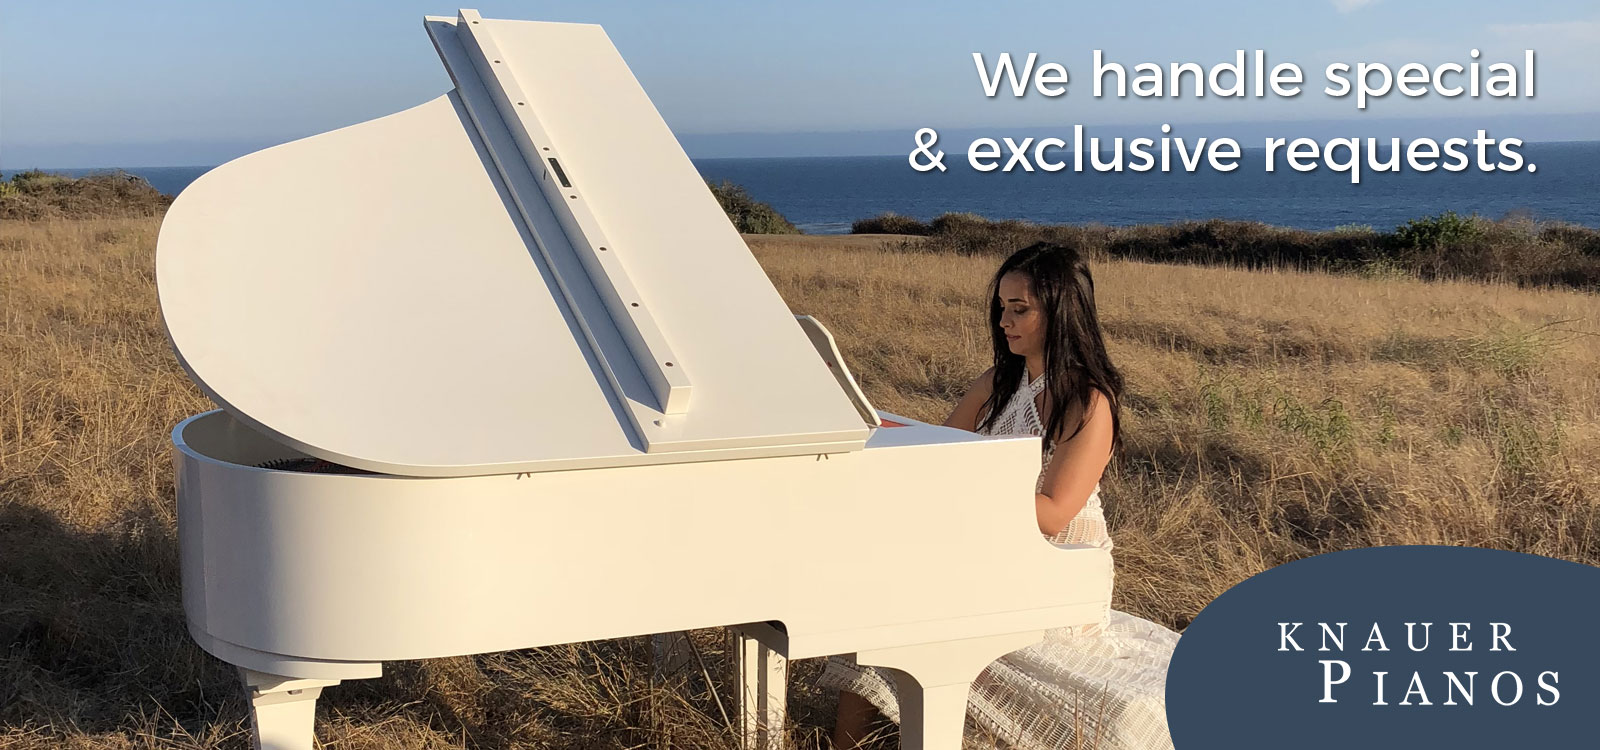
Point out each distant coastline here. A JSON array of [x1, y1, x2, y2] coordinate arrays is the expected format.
[[8, 141, 1600, 234], [11, 112, 1596, 165], [7, 169, 1593, 294]]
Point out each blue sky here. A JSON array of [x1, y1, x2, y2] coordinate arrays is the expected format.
[[3, 0, 1597, 167]]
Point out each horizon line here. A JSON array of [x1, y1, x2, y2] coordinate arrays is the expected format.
[[6, 112, 1599, 169]]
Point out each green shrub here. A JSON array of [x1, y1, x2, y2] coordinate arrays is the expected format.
[[705, 181, 798, 235], [8, 169, 69, 190], [1390, 211, 1485, 252], [1275, 395, 1354, 458]]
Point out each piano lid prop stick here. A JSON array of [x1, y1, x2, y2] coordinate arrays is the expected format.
[[450, 8, 692, 416]]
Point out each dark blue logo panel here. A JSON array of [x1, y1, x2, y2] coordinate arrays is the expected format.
[[1166, 546, 1600, 748]]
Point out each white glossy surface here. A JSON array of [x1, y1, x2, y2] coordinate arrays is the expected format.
[[176, 410, 1108, 664], [444, 9, 692, 417], [177, 408, 1111, 750], [157, 15, 869, 476], [797, 315, 879, 426]]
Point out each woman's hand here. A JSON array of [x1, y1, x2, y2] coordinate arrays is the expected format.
[[1035, 389, 1115, 536]]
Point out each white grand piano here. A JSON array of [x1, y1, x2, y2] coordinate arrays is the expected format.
[[158, 10, 1111, 750]]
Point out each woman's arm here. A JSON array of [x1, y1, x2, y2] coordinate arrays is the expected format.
[[1034, 389, 1115, 536], [942, 367, 996, 431]]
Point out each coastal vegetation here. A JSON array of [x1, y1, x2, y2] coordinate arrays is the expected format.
[[2, 207, 1596, 748], [706, 180, 800, 235], [8, 172, 1595, 294], [853, 210, 1600, 292], [0, 170, 172, 221]]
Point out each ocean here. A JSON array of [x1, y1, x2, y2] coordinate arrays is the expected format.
[[9, 141, 1599, 234]]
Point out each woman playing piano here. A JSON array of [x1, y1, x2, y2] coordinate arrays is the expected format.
[[820, 242, 1178, 750]]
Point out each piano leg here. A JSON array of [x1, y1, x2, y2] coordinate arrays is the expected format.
[[732, 630, 788, 750], [857, 631, 1045, 750], [889, 677, 969, 750], [240, 668, 340, 750]]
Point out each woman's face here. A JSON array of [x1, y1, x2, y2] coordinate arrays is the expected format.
[[997, 271, 1045, 358]]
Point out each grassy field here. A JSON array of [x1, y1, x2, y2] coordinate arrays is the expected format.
[[2, 218, 1597, 748]]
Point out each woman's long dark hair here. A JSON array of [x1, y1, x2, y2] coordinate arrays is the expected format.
[[976, 242, 1124, 453]]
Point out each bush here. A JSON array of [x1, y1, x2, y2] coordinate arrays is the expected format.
[[1539, 222, 1600, 257], [1390, 211, 1485, 252], [851, 212, 930, 235], [705, 180, 798, 235], [0, 170, 172, 221], [9, 169, 69, 190], [922, 212, 1046, 256], [871, 210, 1600, 291]]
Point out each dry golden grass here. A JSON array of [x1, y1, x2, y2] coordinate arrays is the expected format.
[[751, 233, 1600, 629], [2, 219, 1596, 748]]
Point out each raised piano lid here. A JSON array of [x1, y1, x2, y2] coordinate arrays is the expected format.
[[156, 9, 872, 477]]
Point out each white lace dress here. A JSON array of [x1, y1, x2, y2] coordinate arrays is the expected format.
[[817, 370, 1179, 750]]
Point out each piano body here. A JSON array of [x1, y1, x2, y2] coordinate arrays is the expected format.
[[159, 10, 1112, 750]]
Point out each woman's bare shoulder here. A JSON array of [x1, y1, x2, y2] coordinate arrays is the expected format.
[[944, 366, 996, 430], [962, 366, 997, 406], [1057, 386, 1114, 445], [967, 366, 996, 395], [1085, 386, 1114, 413]]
